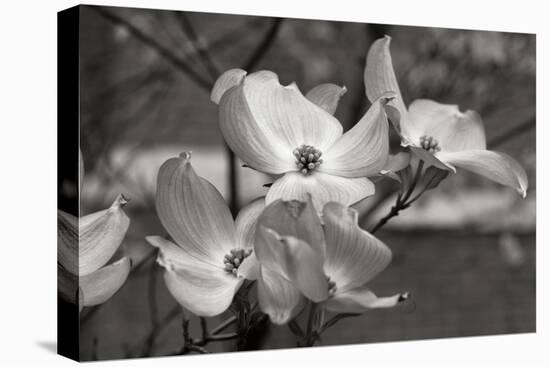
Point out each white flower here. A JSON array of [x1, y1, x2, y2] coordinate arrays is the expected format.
[[211, 69, 394, 211], [364, 36, 528, 197], [146, 152, 263, 317]]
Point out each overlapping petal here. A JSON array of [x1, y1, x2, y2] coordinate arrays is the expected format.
[[407, 99, 486, 152], [210, 68, 247, 104], [80, 257, 131, 307], [321, 94, 393, 177], [257, 266, 306, 325], [156, 153, 235, 265], [79, 194, 130, 276], [364, 35, 408, 135], [255, 226, 328, 302], [266, 171, 375, 213], [234, 197, 265, 250], [257, 195, 324, 254], [58, 210, 79, 275], [305, 83, 347, 115], [322, 202, 392, 293], [437, 150, 528, 197], [164, 264, 241, 317], [324, 286, 407, 313]]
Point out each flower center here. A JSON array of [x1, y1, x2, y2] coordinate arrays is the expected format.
[[419, 135, 441, 153], [223, 248, 252, 276], [293, 144, 323, 175]]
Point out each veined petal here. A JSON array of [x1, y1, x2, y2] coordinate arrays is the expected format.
[[407, 99, 486, 152], [322, 202, 392, 293], [266, 171, 375, 212], [163, 259, 241, 317], [255, 226, 328, 302], [79, 194, 130, 276], [80, 257, 131, 307], [219, 82, 296, 174], [257, 266, 306, 325], [324, 286, 408, 313], [58, 210, 79, 275], [257, 195, 324, 255], [156, 153, 235, 266], [234, 197, 265, 250], [211, 68, 247, 104], [305, 83, 347, 115], [321, 94, 393, 177], [364, 36, 408, 134], [241, 71, 343, 152], [437, 150, 528, 197]]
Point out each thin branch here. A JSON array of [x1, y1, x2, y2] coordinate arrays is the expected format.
[[487, 116, 535, 149], [91, 6, 212, 90]]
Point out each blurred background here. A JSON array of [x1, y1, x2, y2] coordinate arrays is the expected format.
[[74, 5, 535, 360]]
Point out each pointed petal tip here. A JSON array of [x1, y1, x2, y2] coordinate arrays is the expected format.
[[398, 292, 409, 302]]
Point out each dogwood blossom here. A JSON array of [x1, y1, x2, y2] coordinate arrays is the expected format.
[[365, 36, 528, 197], [146, 152, 263, 317], [211, 69, 394, 211]]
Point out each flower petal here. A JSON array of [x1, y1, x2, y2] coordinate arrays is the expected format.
[[164, 257, 241, 317], [237, 251, 260, 280], [305, 83, 347, 115], [381, 151, 411, 175], [58, 210, 79, 275], [407, 99, 486, 152], [156, 153, 236, 266], [255, 226, 328, 302], [257, 194, 324, 254], [324, 286, 408, 313], [219, 81, 296, 175], [80, 257, 131, 307], [322, 202, 392, 293], [409, 146, 452, 171], [321, 94, 393, 177], [234, 197, 265, 250], [364, 36, 408, 133], [79, 194, 130, 276], [266, 171, 375, 212], [240, 71, 343, 152], [437, 150, 528, 197], [257, 266, 306, 325], [211, 68, 247, 104]]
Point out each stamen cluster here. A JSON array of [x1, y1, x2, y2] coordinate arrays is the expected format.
[[293, 144, 323, 175], [419, 135, 441, 153], [223, 248, 253, 276]]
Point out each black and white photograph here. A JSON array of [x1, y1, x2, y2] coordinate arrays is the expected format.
[[54, 4, 538, 362]]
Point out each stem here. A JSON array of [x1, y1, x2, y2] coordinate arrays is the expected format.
[[304, 302, 319, 347]]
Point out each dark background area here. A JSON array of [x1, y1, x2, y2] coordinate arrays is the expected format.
[[73, 5, 535, 361]]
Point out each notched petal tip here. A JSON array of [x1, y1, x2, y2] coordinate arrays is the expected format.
[[113, 193, 129, 208], [211, 68, 247, 104], [178, 151, 193, 161]]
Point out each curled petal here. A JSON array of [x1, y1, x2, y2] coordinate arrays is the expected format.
[[58, 210, 79, 275], [219, 81, 296, 174], [305, 83, 347, 115], [322, 202, 392, 293], [266, 171, 375, 212], [79, 194, 130, 276], [80, 257, 131, 307], [321, 94, 393, 177], [407, 99, 486, 152], [165, 259, 241, 317], [156, 153, 235, 266], [324, 286, 408, 313], [237, 251, 259, 280], [255, 227, 328, 302], [239, 71, 343, 152], [437, 150, 528, 197], [364, 36, 408, 134], [234, 197, 265, 250], [258, 195, 324, 254], [257, 266, 306, 325], [211, 68, 247, 104]]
